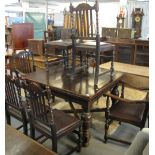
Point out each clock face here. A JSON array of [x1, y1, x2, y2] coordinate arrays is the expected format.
[[135, 15, 141, 22], [119, 19, 122, 24]]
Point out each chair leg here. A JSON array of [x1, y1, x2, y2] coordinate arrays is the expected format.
[[104, 119, 109, 143], [23, 120, 28, 135], [6, 111, 11, 125], [148, 115, 149, 128], [52, 137, 58, 153], [30, 124, 35, 139], [52, 95, 55, 103], [77, 126, 82, 152]]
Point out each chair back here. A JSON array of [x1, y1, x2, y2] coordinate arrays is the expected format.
[[44, 30, 55, 43], [70, 1, 99, 40], [13, 50, 36, 74], [5, 74, 22, 110], [24, 81, 53, 126], [102, 27, 117, 39]]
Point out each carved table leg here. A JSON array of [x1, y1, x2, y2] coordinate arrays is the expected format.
[[81, 112, 92, 147]]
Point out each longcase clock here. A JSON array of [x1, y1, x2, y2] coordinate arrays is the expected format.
[[131, 8, 144, 39]]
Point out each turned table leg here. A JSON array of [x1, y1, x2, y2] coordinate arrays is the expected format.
[[81, 112, 92, 147]]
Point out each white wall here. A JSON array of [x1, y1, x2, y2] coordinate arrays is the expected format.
[[99, 2, 120, 34]]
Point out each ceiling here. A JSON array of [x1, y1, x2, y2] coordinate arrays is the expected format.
[[5, 0, 120, 13], [5, 0, 148, 13]]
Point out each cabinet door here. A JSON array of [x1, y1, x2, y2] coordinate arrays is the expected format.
[[135, 40, 149, 66], [12, 23, 34, 51]]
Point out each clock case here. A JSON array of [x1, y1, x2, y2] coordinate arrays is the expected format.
[[131, 8, 144, 39], [117, 15, 125, 28]]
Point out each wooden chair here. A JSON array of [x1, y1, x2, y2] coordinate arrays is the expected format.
[[5, 72, 29, 135], [13, 50, 36, 74], [117, 28, 132, 39], [70, 1, 114, 81], [70, 1, 100, 73], [102, 27, 117, 39], [13, 50, 59, 103], [104, 80, 149, 145], [44, 30, 55, 43], [23, 80, 82, 154]]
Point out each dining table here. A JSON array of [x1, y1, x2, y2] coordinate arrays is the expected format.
[[24, 64, 124, 147], [45, 39, 115, 85]]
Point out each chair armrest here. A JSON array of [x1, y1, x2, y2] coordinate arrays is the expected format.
[[104, 92, 149, 104]]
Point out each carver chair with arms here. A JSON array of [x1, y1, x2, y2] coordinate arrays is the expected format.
[[5, 71, 29, 135], [104, 80, 149, 145], [23, 80, 82, 154]]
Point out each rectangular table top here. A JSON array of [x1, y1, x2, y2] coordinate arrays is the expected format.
[[5, 124, 57, 155], [25, 66, 123, 104]]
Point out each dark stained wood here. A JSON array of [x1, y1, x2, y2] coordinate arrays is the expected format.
[[106, 38, 149, 66], [25, 67, 123, 104], [44, 30, 55, 43], [5, 74, 28, 135], [6, 124, 57, 155], [134, 39, 149, 66], [13, 50, 36, 74], [106, 38, 135, 64], [24, 66, 123, 146], [104, 80, 149, 144], [45, 40, 72, 50], [12, 23, 34, 52], [45, 40, 72, 68], [70, 1, 114, 85], [23, 82, 82, 154]]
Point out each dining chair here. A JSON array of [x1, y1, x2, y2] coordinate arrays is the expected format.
[[103, 80, 149, 145], [70, 1, 99, 71], [23, 80, 82, 154], [44, 30, 55, 43], [5, 72, 29, 135], [12, 50, 36, 74], [70, 1, 114, 83]]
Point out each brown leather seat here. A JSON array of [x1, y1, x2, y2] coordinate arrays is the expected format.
[[110, 101, 146, 126], [104, 80, 149, 145], [24, 81, 82, 154], [34, 109, 81, 137]]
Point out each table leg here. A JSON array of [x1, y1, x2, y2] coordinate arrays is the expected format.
[[81, 112, 92, 147]]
